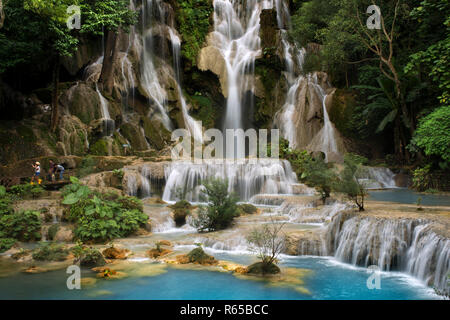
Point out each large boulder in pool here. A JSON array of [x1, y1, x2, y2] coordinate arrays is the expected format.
[[176, 247, 218, 266], [247, 262, 281, 275], [102, 246, 131, 260]]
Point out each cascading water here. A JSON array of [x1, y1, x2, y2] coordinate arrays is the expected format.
[[168, 29, 203, 142], [307, 76, 339, 162], [95, 83, 115, 137], [162, 159, 298, 202], [139, 0, 174, 131], [212, 0, 276, 130]]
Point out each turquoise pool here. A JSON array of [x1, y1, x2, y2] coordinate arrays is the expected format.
[[0, 255, 438, 300]]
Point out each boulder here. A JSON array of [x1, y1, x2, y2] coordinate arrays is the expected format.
[[102, 247, 131, 260]]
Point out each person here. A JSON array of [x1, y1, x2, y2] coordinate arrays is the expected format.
[[48, 160, 55, 181], [31, 161, 41, 184], [56, 164, 65, 181]]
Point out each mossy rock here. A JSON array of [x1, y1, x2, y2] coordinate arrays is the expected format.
[[80, 249, 106, 267], [169, 200, 192, 227], [329, 89, 357, 137], [186, 247, 217, 265], [141, 116, 171, 150], [247, 262, 280, 275], [90, 138, 109, 156], [47, 224, 60, 241], [237, 203, 258, 215], [119, 122, 148, 151]]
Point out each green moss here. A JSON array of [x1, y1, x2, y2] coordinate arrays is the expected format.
[[175, 0, 213, 67], [237, 203, 258, 215], [329, 89, 357, 137], [90, 138, 109, 156], [141, 117, 171, 150], [32, 242, 69, 261], [47, 224, 60, 241], [247, 261, 280, 275], [188, 94, 216, 128], [119, 123, 148, 151], [187, 246, 216, 265]]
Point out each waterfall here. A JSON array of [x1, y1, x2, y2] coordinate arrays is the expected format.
[[324, 212, 450, 293], [168, 28, 203, 142], [358, 166, 397, 189], [95, 84, 115, 136], [139, 0, 173, 131], [212, 0, 276, 130], [162, 158, 298, 202]]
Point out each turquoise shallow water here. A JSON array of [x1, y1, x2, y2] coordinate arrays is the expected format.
[[0, 255, 437, 300], [368, 188, 450, 206]]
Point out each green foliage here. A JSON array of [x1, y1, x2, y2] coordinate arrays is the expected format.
[[335, 154, 368, 211], [0, 210, 42, 241], [169, 200, 192, 227], [302, 157, 337, 203], [62, 179, 148, 242], [176, 0, 213, 66], [0, 238, 16, 253], [47, 224, 60, 241], [72, 242, 106, 266], [412, 165, 432, 192], [237, 203, 258, 215], [186, 246, 216, 264], [192, 178, 239, 232], [80, 0, 137, 35], [278, 138, 313, 179], [9, 184, 45, 199], [32, 242, 69, 261], [113, 169, 124, 180], [411, 106, 450, 163]]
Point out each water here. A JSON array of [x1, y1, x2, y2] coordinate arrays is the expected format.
[[369, 188, 450, 206], [0, 256, 437, 300], [139, 0, 174, 131], [162, 159, 298, 202]]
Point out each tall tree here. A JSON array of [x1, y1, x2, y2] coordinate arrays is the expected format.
[[80, 0, 136, 95], [24, 0, 79, 132]]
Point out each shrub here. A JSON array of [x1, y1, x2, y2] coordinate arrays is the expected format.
[[301, 157, 337, 204], [237, 203, 258, 215], [9, 184, 44, 199], [62, 178, 148, 242], [72, 243, 106, 267], [0, 238, 16, 253], [192, 178, 239, 232], [186, 246, 216, 265], [32, 242, 69, 261], [0, 210, 42, 241], [246, 219, 285, 275], [335, 154, 368, 211], [169, 200, 192, 227], [47, 224, 59, 241]]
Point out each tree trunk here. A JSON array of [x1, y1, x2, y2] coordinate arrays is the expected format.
[[51, 58, 61, 133], [98, 29, 119, 96]]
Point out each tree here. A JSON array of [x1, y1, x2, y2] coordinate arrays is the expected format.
[[80, 0, 137, 95], [246, 218, 286, 275], [411, 106, 450, 164], [23, 0, 79, 132], [301, 157, 337, 204], [335, 154, 368, 211], [192, 178, 239, 232]]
